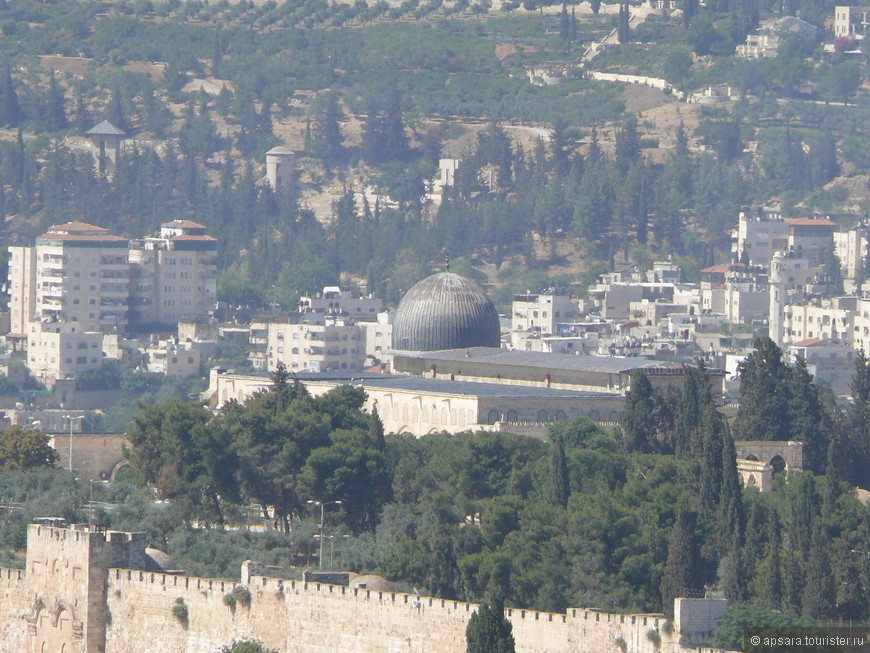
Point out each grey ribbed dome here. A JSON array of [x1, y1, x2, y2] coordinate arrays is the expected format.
[[392, 272, 500, 351]]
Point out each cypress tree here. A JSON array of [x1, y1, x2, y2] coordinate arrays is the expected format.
[[718, 431, 744, 545], [620, 369, 656, 453], [310, 91, 343, 170], [74, 89, 90, 133], [837, 555, 867, 622], [719, 534, 747, 603], [361, 100, 383, 165], [802, 525, 837, 621], [842, 348, 870, 487], [108, 83, 127, 133], [559, 2, 569, 41], [548, 435, 570, 508], [786, 357, 829, 474], [660, 510, 703, 618], [466, 594, 516, 653], [370, 405, 386, 453], [760, 513, 783, 611], [46, 71, 67, 132], [783, 554, 804, 615], [0, 59, 19, 127], [734, 337, 790, 442], [380, 80, 408, 163]]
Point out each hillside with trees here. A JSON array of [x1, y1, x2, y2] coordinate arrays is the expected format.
[[0, 0, 866, 310]]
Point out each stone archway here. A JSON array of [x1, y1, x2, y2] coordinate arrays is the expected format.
[[28, 599, 80, 653], [768, 454, 787, 475]]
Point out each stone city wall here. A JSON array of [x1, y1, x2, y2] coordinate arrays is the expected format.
[[0, 524, 741, 653], [104, 569, 739, 653], [0, 567, 31, 652]]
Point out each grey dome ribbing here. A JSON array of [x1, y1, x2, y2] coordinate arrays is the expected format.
[[392, 272, 500, 351]]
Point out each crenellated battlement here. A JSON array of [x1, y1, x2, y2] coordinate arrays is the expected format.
[[0, 566, 25, 582], [0, 521, 741, 653]]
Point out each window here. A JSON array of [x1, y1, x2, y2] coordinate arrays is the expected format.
[[76, 356, 87, 364]]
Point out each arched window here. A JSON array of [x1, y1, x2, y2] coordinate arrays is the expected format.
[[487, 409, 499, 425], [537, 410, 548, 422], [506, 409, 518, 422]]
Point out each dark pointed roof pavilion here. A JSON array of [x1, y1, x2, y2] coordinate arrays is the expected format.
[[85, 120, 125, 136]]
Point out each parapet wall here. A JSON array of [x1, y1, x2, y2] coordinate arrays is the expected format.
[[0, 524, 740, 653], [106, 571, 479, 653], [104, 570, 737, 653], [0, 567, 30, 652]]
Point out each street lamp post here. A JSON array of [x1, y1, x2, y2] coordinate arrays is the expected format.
[[307, 500, 342, 570], [62, 415, 84, 473]]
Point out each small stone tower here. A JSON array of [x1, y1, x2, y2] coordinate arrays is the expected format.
[[84, 120, 126, 176], [23, 522, 147, 653], [265, 145, 296, 189]]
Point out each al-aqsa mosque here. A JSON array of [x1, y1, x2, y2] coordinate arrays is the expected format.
[[391, 271, 501, 352]]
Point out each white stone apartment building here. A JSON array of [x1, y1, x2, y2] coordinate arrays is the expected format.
[[8, 222, 130, 336], [25, 323, 104, 385], [733, 208, 789, 265], [699, 263, 769, 323], [144, 341, 202, 378], [834, 226, 869, 292], [835, 5, 870, 37], [297, 286, 383, 323], [511, 293, 578, 335], [253, 318, 367, 373], [128, 220, 217, 327]]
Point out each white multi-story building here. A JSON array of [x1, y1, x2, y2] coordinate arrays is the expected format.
[[8, 222, 130, 335], [835, 5, 870, 38], [834, 226, 869, 292], [297, 286, 383, 323], [259, 318, 366, 373], [6, 221, 219, 384], [733, 207, 788, 265], [25, 323, 104, 385], [128, 220, 217, 328], [511, 293, 578, 335]]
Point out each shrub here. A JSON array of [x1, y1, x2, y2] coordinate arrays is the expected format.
[[615, 636, 627, 652], [224, 585, 252, 610], [647, 629, 661, 647], [171, 597, 188, 626]]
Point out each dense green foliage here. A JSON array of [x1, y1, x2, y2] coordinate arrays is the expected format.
[[0, 426, 58, 471], [466, 594, 516, 653], [0, 0, 863, 311], [219, 642, 278, 653], [105, 352, 870, 624], [2, 347, 870, 629], [124, 365, 391, 533]]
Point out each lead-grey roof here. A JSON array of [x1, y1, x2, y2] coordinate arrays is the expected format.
[[392, 272, 500, 352], [395, 347, 690, 375], [301, 373, 614, 398], [85, 120, 125, 136]]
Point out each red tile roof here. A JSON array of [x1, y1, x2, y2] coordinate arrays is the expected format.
[[701, 263, 746, 274], [791, 338, 823, 347], [785, 217, 836, 227]]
